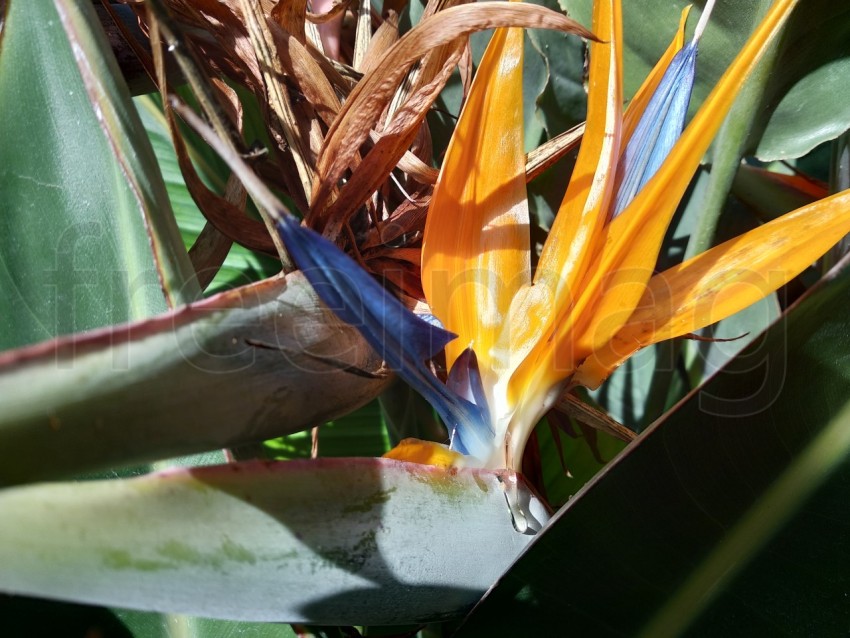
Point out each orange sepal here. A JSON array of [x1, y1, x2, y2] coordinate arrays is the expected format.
[[506, 0, 623, 400], [569, 0, 799, 362], [576, 188, 850, 388], [422, 24, 530, 376], [383, 438, 466, 469]]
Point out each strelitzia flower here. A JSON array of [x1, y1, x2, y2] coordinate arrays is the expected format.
[[276, 0, 850, 474]]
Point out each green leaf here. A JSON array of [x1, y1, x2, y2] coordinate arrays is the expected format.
[[731, 163, 826, 222], [378, 378, 447, 446], [753, 1, 850, 161], [135, 95, 280, 295], [0, 273, 388, 486], [457, 262, 850, 635], [1, 595, 133, 638], [265, 399, 391, 461], [589, 344, 665, 430], [0, 459, 545, 625], [685, 8, 781, 259], [683, 176, 784, 385], [115, 609, 298, 638], [527, 0, 586, 137], [0, 0, 199, 352], [1, 594, 297, 638], [531, 416, 626, 508], [683, 293, 781, 387]]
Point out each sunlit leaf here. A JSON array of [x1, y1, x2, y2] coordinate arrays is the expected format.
[[0, 458, 545, 625], [135, 95, 280, 294], [0, 0, 196, 351]]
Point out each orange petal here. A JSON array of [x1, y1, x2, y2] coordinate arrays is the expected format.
[[502, 0, 623, 471], [571, 0, 799, 362], [531, 0, 622, 323], [383, 438, 466, 469], [422, 23, 530, 378], [506, 0, 622, 390], [576, 188, 850, 388]]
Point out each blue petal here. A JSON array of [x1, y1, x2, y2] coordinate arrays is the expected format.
[[447, 348, 494, 457], [276, 216, 488, 443], [613, 41, 698, 217]]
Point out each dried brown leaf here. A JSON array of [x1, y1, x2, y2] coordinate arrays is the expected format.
[[352, 0, 371, 71], [361, 190, 429, 249], [393, 143, 439, 183], [189, 222, 234, 290], [148, 6, 281, 257], [359, 10, 399, 75], [316, 39, 464, 238], [238, 0, 314, 201], [154, 0, 264, 96], [271, 0, 306, 40], [268, 19, 341, 128], [313, 2, 594, 218], [526, 122, 585, 182], [458, 38, 473, 103]]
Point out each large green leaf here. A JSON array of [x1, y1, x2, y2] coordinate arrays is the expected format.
[[0, 458, 546, 625], [457, 263, 850, 635], [0, 272, 389, 486], [114, 610, 298, 638], [0, 0, 199, 353]]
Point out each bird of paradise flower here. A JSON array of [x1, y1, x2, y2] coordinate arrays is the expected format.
[[186, 0, 850, 477]]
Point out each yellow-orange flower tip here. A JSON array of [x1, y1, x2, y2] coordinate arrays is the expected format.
[[383, 438, 467, 469]]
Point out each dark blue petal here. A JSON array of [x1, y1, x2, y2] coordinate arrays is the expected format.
[[447, 348, 495, 458], [613, 41, 698, 217], [276, 216, 488, 443]]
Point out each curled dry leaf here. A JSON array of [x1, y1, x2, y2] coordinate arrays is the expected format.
[[305, 0, 352, 25], [267, 19, 340, 128], [314, 39, 466, 238], [554, 393, 637, 443], [359, 9, 400, 75], [313, 2, 595, 220], [147, 6, 282, 256], [238, 0, 315, 202], [271, 0, 306, 40]]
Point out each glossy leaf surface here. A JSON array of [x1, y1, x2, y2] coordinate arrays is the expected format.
[[135, 95, 280, 295], [0, 0, 198, 352]]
